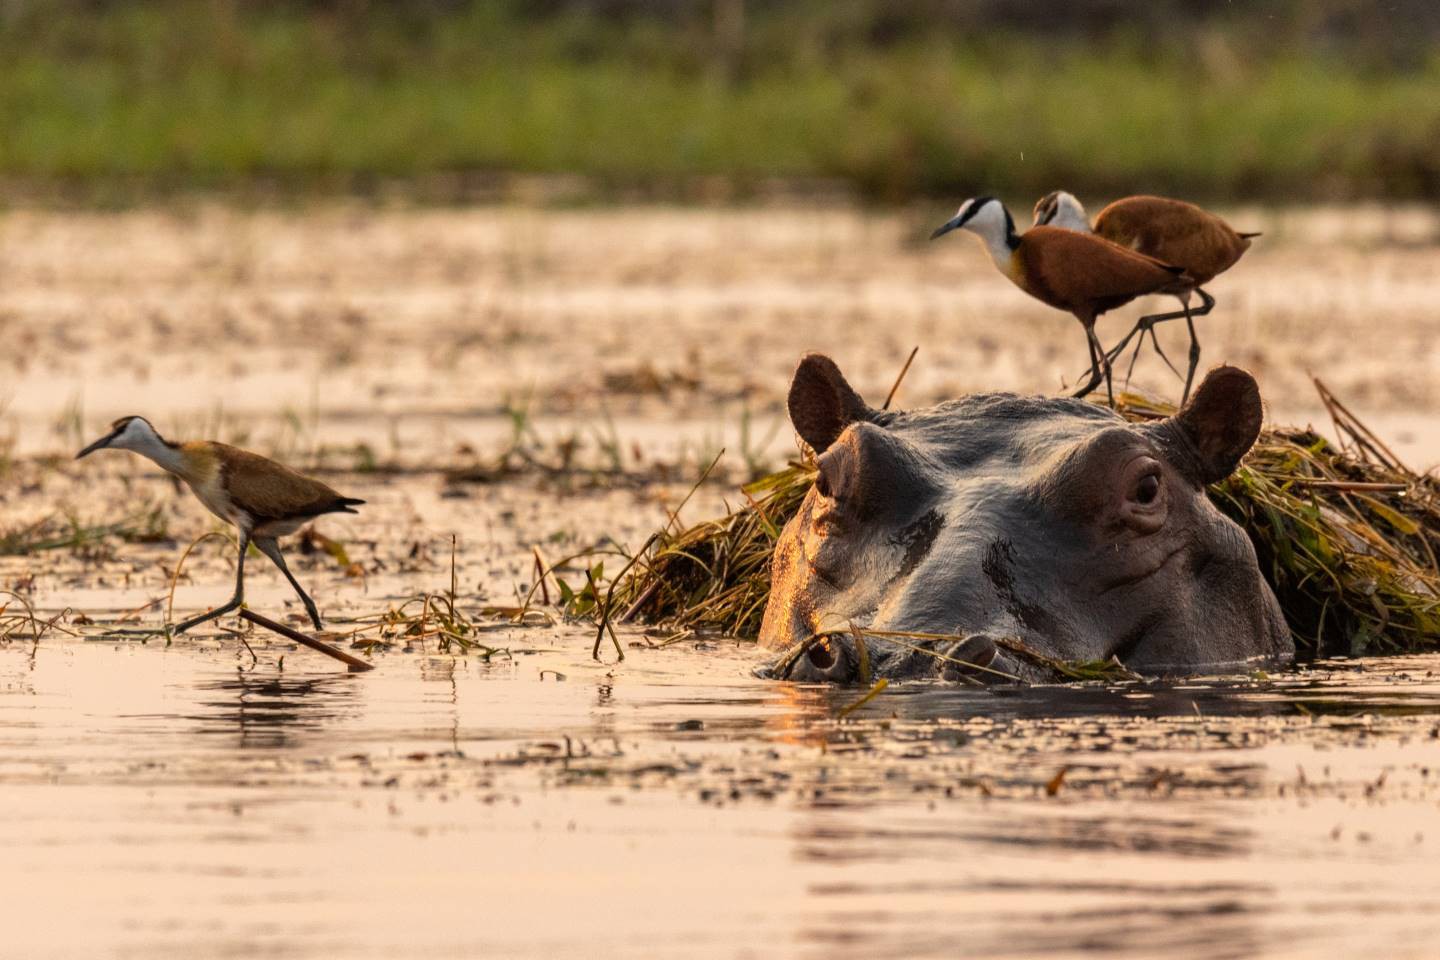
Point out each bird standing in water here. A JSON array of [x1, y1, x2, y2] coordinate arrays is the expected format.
[[930, 197, 1187, 406], [76, 416, 363, 633], [1033, 191, 1260, 402]]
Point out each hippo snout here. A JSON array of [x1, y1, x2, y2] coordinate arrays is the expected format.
[[784, 636, 859, 683], [779, 632, 1008, 684]]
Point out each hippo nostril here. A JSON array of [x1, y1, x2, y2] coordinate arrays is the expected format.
[[939, 634, 1000, 682], [807, 640, 836, 671], [1135, 472, 1160, 504], [782, 635, 858, 682]]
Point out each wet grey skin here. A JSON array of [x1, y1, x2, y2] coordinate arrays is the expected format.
[[759, 354, 1292, 683]]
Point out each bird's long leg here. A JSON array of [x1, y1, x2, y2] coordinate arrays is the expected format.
[[1142, 288, 1211, 403], [1181, 307, 1202, 404], [1072, 321, 1115, 407], [1106, 288, 1214, 366], [1091, 324, 1115, 408], [1120, 324, 1149, 389], [1193, 287, 1216, 317], [1148, 322, 1182, 377], [1098, 318, 1146, 373], [1085, 311, 1179, 387], [255, 537, 324, 631], [1176, 288, 1215, 404], [173, 534, 248, 634], [1071, 321, 1104, 400], [1121, 310, 1184, 389]]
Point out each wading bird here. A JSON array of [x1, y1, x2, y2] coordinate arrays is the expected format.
[[76, 416, 363, 633], [1033, 191, 1260, 402], [930, 197, 1187, 406]]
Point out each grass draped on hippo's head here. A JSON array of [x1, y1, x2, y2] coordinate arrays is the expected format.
[[760, 354, 1292, 682]]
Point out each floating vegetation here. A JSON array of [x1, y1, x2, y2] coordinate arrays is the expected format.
[[1209, 379, 1440, 656], [343, 537, 544, 660], [607, 380, 1440, 660], [165, 531, 237, 625], [298, 526, 367, 578], [604, 462, 805, 641], [344, 592, 527, 660], [0, 590, 74, 644], [0, 507, 169, 557]]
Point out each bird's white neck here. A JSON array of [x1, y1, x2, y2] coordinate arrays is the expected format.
[[958, 200, 1019, 272], [972, 227, 1017, 273], [126, 431, 188, 477], [1048, 193, 1092, 232]]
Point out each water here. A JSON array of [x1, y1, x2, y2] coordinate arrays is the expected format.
[[4, 633, 1438, 959]]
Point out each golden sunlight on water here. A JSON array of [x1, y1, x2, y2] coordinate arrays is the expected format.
[[5, 203, 1440, 959], [4, 637, 1439, 959]]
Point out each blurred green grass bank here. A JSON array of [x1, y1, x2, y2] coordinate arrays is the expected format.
[[2, 0, 1438, 203]]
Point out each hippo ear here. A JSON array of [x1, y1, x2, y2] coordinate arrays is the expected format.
[[815, 422, 934, 521], [1171, 365, 1263, 484], [788, 354, 877, 454]]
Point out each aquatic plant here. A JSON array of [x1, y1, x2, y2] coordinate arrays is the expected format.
[[0, 507, 169, 557], [0, 590, 74, 645]]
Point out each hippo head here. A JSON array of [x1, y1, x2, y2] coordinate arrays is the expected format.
[[759, 354, 1292, 682]]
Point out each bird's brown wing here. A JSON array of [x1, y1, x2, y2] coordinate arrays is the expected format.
[[1020, 227, 1185, 314], [1095, 196, 1247, 283], [215, 444, 355, 523]]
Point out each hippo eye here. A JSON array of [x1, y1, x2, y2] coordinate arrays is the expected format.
[[815, 472, 833, 499], [1134, 472, 1161, 505]]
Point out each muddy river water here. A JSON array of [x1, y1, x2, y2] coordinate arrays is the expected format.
[[4, 633, 1439, 959], [4, 203, 1440, 957]]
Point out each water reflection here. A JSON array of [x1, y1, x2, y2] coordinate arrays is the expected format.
[[856, 662, 1440, 724], [189, 672, 363, 749], [793, 895, 1269, 960], [3, 641, 1439, 960]]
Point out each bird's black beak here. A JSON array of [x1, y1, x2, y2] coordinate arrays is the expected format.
[[75, 435, 112, 460], [929, 215, 966, 241]]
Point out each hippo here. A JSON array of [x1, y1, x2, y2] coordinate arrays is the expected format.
[[759, 354, 1292, 682]]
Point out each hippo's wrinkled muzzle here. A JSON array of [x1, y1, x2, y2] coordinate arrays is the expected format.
[[775, 631, 1015, 684]]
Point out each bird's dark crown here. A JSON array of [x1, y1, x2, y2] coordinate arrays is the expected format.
[[108, 415, 177, 448], [970, 196, 1019, 248]]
